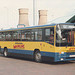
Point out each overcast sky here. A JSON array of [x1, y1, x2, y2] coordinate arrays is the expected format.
[[0, 0, 75, 29]]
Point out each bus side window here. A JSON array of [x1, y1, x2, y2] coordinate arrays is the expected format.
[[0, 33, 1, 41], [1, 33, 5, 41], [45, 27, 54, 45], [21, 30, 25, 40], [0, 33, 2, 41], [31, 31, 35, 40], [12, 31, 21, 41], [50, 28, 54, 44], [5, 32, 12, 41], [21, 30, 31, 41], [34, 29, 42, 41], [45, 28, 50, 40]]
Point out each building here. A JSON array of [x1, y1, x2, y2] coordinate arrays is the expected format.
[[66, 15, 75, 23]]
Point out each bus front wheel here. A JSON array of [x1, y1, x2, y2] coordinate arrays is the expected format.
[[3, 48, 8, 57], [34, 51, 42, 63]]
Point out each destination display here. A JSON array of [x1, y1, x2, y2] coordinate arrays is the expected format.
[[60, 25, 75, 29]]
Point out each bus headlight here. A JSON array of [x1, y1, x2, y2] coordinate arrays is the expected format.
[[61, 58, 64, 60], [61, 52, 64, 54]]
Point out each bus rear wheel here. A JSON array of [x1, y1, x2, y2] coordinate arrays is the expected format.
[[34, 51, 42, 63], [3, 48, 8, 57]]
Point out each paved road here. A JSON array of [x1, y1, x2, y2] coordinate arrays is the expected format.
[[0, 54, 75, 75]]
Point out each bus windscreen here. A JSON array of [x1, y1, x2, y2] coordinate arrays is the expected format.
[[56, 24, 75, 46]]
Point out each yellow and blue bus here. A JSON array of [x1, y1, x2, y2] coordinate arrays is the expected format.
[[0, 23, 75, 62]]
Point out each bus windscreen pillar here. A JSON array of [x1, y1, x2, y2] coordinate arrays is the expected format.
[[38, 10, 47, 25], [19, 8, 29, 27]]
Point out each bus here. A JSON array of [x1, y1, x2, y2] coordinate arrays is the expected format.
[[0, 23, 75, 62]]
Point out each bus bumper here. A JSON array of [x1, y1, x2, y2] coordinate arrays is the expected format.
[[55, 52, 75, 62]]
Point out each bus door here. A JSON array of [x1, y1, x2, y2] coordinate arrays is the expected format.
[[42, 27, 54, 52], [74, 31, 75, 45]]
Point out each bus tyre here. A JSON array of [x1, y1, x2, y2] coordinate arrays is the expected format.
[[3, 48, 8, 57], [34, 51, 42, 63]]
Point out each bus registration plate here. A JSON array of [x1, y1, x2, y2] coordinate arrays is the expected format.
[[70, 55, 75, 57]]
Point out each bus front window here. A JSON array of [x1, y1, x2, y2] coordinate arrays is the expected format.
[[56, 24, 75, 46]]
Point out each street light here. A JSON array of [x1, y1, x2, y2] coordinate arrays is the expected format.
[[33, 0, 35, 25]]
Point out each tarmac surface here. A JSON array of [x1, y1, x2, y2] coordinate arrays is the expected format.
[[0, 54, 75, 75]]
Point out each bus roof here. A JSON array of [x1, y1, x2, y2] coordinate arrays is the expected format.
[[0, 23, 75, 32]]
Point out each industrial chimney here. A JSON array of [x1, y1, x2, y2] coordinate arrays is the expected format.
[[18, 8, 29, 27], [38, 10, 47, 25]]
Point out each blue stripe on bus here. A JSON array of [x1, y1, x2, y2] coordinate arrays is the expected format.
[[1, 48, 75, 62], [8, 49, 33, 55], [7, 49, 56, 57], [7, 49, 75, 57], [41, 51, 58, 57]]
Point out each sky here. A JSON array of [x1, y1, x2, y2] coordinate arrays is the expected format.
[[0, 0, 75, 29]]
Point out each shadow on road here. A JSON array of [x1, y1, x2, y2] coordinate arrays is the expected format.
[[46, 61, 75, 65], [0, 54, 75, 65]]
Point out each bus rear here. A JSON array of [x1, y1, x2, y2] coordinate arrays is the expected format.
[[55, 24, 75, 62]]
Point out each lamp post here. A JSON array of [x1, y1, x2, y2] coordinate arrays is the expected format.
[[4, 7, 9, 27], [33, 0, 35, 25]]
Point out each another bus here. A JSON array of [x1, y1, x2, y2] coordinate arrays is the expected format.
[[0, 23, 75, 62]]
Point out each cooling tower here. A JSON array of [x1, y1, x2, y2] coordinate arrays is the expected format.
[[38, 10, 47, 25], [19, 8, 29, 27]]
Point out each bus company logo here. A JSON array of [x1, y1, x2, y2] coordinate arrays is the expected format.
[[13, 44, 25, 49], [69, 48, 75, 50]]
